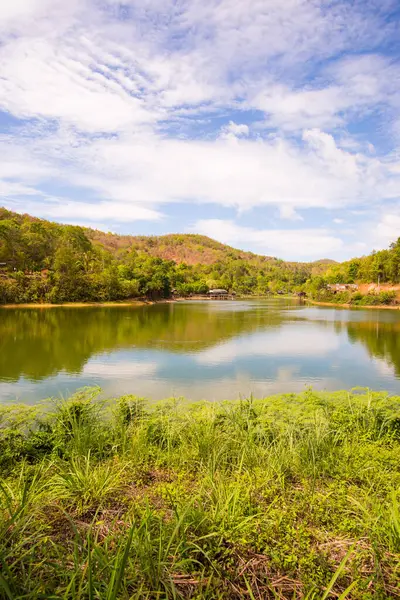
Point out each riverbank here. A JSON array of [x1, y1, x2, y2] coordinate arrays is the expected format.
[[1, 295, 400, 311], [0, 299, 174, 309], [1, 388, 399, 599], [308, 298, 400, 310]]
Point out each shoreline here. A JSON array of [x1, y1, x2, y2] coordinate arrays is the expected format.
[[307, 298, 400, 310], [1, 296, 399, 310], [0, 299, 158, 309]]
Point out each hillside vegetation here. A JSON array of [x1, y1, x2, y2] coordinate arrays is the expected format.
[[1, 388, 400, 599], [90, 230, 264, 266], [306, 239, 400, 306], [0, 208, 328, 304], [0, 208, 399, 305]]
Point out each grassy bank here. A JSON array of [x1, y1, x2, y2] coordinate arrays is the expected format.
[[307, 299, 400, 310], [307, 289, 399, 310], [1, 389, 400, 599]]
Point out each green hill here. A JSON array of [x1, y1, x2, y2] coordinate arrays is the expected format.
[[6, 206, 399, 307], [88, 230, 262, 265], [0, 207, 398, 305], [0, 208, 335, 304], [0, 206, 333, 267]]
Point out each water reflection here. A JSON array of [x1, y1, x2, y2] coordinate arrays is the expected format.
[[1, 300, 399, 402]]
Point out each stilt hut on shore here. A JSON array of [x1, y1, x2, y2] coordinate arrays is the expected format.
[[208, 289, 229, 298]]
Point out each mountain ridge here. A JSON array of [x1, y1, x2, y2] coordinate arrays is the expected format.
[[0, 207, 336, 267]]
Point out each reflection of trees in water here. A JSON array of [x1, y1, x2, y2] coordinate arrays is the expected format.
[[345, 320, 400, 377], [0, 303, 288, 382], [4, 303, 398, 385]]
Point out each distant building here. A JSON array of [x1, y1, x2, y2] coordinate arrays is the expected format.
[[327, 283, 358, 293], [208, 289, 229, 297]]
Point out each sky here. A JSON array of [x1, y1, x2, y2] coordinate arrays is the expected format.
[[0, 0, 400, 261]]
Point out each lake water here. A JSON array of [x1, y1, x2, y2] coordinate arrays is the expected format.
[[1, 299, 400, 403]]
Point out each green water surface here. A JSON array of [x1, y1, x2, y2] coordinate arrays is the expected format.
[[1, 299, 399, 402]]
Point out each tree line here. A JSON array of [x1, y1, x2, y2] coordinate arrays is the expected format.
[[0, 209, 321, 303], [305, 238, 400, 305], [0, 208, 399, 304], [321, 239, 400, 285]]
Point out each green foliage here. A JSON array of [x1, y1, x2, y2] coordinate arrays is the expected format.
[[0, 388, 400, 598], [308, 288, 398, 307], [0, 209, 330, 304], [53, 452, 126, 513], [1, 209, 399, 305], [351, 291, 397, 306], [323, 238, 400, 285]]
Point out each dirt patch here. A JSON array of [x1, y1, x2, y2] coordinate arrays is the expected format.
[[358, 283, 400, 299]]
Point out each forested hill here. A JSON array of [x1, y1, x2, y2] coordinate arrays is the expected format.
[[1, 207, 398, 305], [0, 207, 333, 267], [0, 208, 331, 304], [90, 230, 262, 266]]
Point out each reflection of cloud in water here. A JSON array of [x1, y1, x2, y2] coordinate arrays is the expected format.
[[374, 359, 395, 378], [0, 380, 38, 402], [294, 306, 400, 325], [184, 300, 256, 312], [196, 326, 340, 365], [1, 300, 400, 404], [96, 371, 342, 402], [276, 366, 300, 383], [82, 360, 157, 378]]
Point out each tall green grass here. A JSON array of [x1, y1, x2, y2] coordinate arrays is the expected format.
[[0, 388, 399, 598]]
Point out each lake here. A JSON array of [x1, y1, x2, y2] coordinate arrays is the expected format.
[[1, 298, 400, 403]]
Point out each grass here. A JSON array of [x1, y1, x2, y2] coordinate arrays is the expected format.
[[311, 290, 398, 307], [0, 388, 400, 599]]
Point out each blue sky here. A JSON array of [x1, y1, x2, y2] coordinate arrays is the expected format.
[[0, 0, 400, 261]]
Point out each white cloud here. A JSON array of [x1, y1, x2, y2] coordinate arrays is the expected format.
[[0, 0, 64, 29], [0, 38, 161, 132], [196, 326, 340, 365], [3, 127, 400, 223], [26, 199, 162, 223], [82, 359, 157, 378], [190, 219, 344, 260], [375, 211, 400, 247], [279, 206, 303, 221], [254, 85, 346, 131], [220, 121, 249, 139], [0, 0, 399, 259], [333, 218, 344, 224], [253, 54, 400, 132]]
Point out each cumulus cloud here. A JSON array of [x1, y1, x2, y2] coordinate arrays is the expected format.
[[279, 206, 303, 221], [196, 326, 340, 365], [375, 211, 400, 247], [253, 54, 400, 132], [190, 219, 345, 260], [23, 200, 163, 224], [2, 128, 400, 222], [0, 0, 399, 259], [220, 121, 249, 139]]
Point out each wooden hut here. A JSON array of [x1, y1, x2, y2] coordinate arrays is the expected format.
[[208, 289, 229, 298]]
